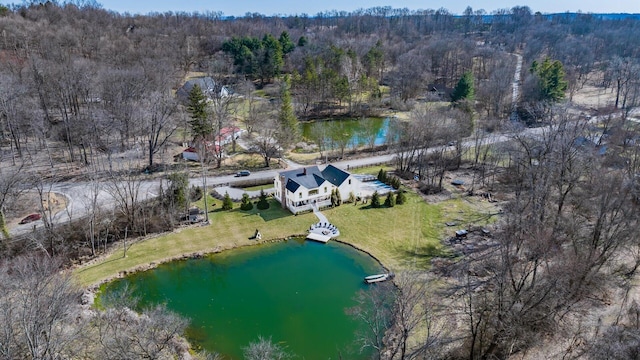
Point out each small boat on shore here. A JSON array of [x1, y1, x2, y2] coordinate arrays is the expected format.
[[364, 273, 391, 284]]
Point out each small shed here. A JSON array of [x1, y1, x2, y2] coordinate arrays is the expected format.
[[188, 207, 203, 223], [182, 147, 199, 161]]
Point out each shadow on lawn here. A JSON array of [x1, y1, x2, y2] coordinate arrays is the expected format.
[[397, 243, 453, 268], [238, 200, 291, 222]]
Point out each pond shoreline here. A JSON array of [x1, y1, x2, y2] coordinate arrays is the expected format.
[[80, 231, 390, 305]]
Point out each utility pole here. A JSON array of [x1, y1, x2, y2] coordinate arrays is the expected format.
[[200, 142, 210, 224]]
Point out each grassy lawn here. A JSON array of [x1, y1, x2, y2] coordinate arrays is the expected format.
[[349, 165, 395, 175], [239, 184, 275, 191], [74, 188, 494, 287], [75, 198, 316, 287]]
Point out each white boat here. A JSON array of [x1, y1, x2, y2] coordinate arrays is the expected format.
[[364, 273, 390, 284]]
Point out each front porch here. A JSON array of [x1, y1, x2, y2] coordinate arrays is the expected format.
[[288, 196, 331, 214]]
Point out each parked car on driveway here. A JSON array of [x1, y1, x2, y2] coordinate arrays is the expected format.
[[235, 170, 251, 177], [19, 213, 41, 224]]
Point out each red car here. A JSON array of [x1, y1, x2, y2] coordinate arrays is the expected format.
[[19, 213, 41, 224]]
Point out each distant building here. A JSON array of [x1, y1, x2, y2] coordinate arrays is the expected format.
[[215, 126, 246, 146], [426, 83, 454, 101], [274, 165, 360, 214], [176, 77, 230, 103], [181, 142, 222, 162]]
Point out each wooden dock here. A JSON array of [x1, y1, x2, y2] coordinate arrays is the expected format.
[[306, 232, 332, 243]]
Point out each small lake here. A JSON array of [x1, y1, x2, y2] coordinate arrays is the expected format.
[[99, 239, 386, 359], [301, 117, 395, 149]]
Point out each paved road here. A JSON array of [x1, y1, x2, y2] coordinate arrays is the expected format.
[[10, 108, 635, 236]]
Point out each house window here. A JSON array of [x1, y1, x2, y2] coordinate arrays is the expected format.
[[324, 187, 327, 193], [348, 179, 351, 185], [309, 189, 318, 196], [299, 193, 302, 199]]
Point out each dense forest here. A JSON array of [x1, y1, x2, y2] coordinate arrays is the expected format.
[[2, 1, 640, 359]]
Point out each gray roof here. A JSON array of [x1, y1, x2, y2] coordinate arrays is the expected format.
[[280, 165, 352, 194], [281, 166, 326, 193], [176, 77, 228, 102], [321, 164, 350, 186]]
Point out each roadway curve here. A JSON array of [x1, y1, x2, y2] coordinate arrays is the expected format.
[[10, 106, 632, 236]]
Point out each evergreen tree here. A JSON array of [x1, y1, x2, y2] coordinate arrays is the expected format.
[[278, 31, 295, 54], [377, 168, 388, 183], [384, 192, 395, 207], [530, 57, 567, 102], [297, 36, 308, 47], [363, 40, 385, 80], [166, 172, 189, 211], [451, 71, 475, 103], [186, 84, 212, 140], [396, 190, 407, 205], [335, 188, 342, 206], [240, 193, 253, 211], [222, 191, 234, 210], [277, 75, 300, 148], [257, 33, 283, 85], [331, 189, 338, 207], [371, 191, 381, 208], [257, 190, 270, 210]]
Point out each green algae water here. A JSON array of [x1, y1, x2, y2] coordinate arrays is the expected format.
[[100, 239, 385, 359], [301, 117, 394, 148]]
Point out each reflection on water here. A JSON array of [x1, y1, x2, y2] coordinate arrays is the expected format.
[[301, 117, 396, 150], [99, 240, 385, 359]]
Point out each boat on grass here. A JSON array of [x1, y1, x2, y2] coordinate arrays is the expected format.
[[364, 273, 392, 284]]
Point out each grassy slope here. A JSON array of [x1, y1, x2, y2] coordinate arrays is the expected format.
[[75, 188, 489, 287]]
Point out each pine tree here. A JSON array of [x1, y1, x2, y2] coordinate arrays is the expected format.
[[451, 71, 475, 103], [396, 190, 407, 205], [531, 57, 567, 102], [222, 191, 234, 210], [257, 190, 270, 210], [277, 75, 300, 148], [377, 168, 387, 183], [335, 188, 342, 206], [240, 193, 253, 211], [278, 31, 295, 54], [371, 191, 381, 208], [384, 192, 395, 207], [186, 84, 212, 140]]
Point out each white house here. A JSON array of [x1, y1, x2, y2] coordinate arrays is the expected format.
[[176, 77, 230, 103], [215, 126, 246, 146], [274, 165, 360, 214]]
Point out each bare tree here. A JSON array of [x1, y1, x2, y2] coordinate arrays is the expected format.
[[347, 282, 395, 359], [93, 303, 189, 360], [141, 90, 178, 169], [105, 161, 144, 234], [249, 114, 282, 168], [243, 336, 291, 360], [0, 255, 82, 359], [451, 113, 638, 359]]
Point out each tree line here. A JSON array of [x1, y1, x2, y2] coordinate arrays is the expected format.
[[0, 2, 640, 359]]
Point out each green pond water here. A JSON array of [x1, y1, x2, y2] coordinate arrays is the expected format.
[[301, 117, 395, 148], [99, 239, 386, 359]]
